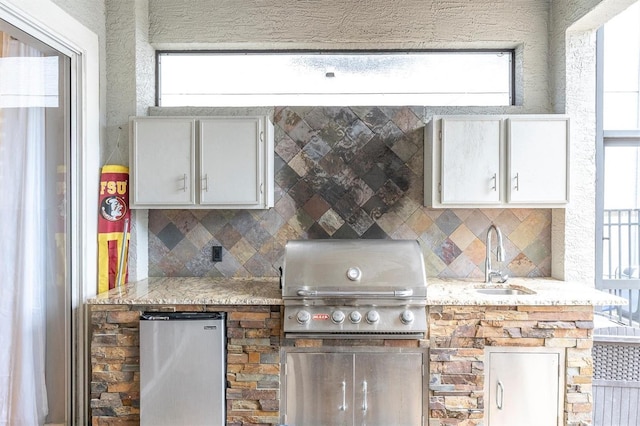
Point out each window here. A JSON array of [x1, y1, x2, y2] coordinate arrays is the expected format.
[[602, 2, 640, 130], [157, 50, 514, 107], [596, 2, 640, 324]]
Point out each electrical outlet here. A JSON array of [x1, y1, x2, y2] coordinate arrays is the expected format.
[[212, 246, 223, 262]]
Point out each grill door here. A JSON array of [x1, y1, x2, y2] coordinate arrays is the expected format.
[[356, 353, 424, 426], [284, 350, 425, 426], [284, 352, 353, 426]]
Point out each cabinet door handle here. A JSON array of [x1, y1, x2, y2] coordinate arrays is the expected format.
[[339, 381, 347, 411], [180, 173, 187, 192], [491, 173, 497, 191], [514, 173, 520, 191], [362, 380, 368, 412], [201, 174, 209, 192], [496, 380, 504, 410], [260, 130, 264, 143]]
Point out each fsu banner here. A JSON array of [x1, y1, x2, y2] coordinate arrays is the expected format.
[[97, 165, 130, 293]]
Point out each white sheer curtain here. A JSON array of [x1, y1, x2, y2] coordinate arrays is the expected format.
[[0, 33, 49, 425]]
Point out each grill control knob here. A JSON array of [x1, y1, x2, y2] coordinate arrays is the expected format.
[[366, 310, 380, 324], [346, 267, 362, 281], [400, 310, 415, 325], [331, 310, 345, 324], [296, 310, 311, 324], [349, 311, 362, 324]]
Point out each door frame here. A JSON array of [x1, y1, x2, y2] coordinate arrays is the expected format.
[[0, 1, 100, 424]]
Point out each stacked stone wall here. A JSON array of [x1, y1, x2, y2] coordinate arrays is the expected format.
[[428, 305, 594, 426], [90, 304, 281, 426], [91, 304, 594, 425]]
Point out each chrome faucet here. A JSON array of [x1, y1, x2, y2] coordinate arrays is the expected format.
[[485, 224, 508, 283]]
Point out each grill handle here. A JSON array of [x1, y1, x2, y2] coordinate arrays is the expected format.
[[296, 289, 414, 297]]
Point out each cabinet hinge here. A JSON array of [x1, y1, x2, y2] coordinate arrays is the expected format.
[[438, 182, 442, 194], [260, 182, 264, 194]]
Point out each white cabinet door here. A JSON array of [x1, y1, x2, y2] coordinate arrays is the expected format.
[[131, 117, 196, 207], [130, 116, 273, 209], [199, 117, 262, 206], [441, 117, 502, 205], [486, 348, 563, 426], [507, 117, 569, 204]]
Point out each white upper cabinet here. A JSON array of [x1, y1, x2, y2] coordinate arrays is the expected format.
[[130, 116, 274, 209], [441, 117, 503, 205], [507, 116, 569, 204], [425, 114, 569, 208], [131, 117, 197, 207], [199, 117, 263, 206]]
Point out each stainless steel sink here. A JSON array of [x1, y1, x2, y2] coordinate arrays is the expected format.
[[474, 285, 536, 295]]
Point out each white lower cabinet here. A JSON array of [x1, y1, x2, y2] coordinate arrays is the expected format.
[[130, 116, 274, 209], [283, 350, 425, 426], [485, 347, 564, 426]]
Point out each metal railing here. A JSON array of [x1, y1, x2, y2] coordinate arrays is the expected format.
[[597, 209, 640, 326]]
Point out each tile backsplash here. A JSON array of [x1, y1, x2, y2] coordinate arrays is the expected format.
[[148, 106, 551, 279]]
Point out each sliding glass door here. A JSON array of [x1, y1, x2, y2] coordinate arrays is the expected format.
[[0, 18, 71, 425]]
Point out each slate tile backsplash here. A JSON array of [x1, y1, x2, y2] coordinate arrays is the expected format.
[[148, 106, 552, 279]]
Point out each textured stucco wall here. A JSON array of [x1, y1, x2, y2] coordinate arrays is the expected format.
[[51, 0, 107, 158], [550, 0, 636, 112], [148, 0, 551, 112], [105, 0, 155, 281], [548, 0, 636, 282]]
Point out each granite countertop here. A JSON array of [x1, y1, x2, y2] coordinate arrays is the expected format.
[[87, 277, 282, 305], [426, 277, 626, 306], [87, 276, 626, 307]]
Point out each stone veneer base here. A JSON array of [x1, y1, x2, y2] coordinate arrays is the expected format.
[[429, 305, 594, 426], [90, 304, 593, 425]]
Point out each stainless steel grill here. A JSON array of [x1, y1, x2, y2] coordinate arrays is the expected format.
[[281, 239, 428, 339]]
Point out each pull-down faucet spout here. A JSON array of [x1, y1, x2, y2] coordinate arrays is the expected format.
[[485, 224, 508, 283]]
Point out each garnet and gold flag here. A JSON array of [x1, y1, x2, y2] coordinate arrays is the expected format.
[[97, 165, 130, 294]]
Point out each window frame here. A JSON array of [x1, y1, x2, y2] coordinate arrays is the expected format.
[[595, 26, 640, 295], [155, 49, 516, 107]]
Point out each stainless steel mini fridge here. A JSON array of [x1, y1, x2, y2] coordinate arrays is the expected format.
[[139, 312, 226, 426]]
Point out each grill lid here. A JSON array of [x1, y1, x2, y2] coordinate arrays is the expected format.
[[281, 239, 427, 299]]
